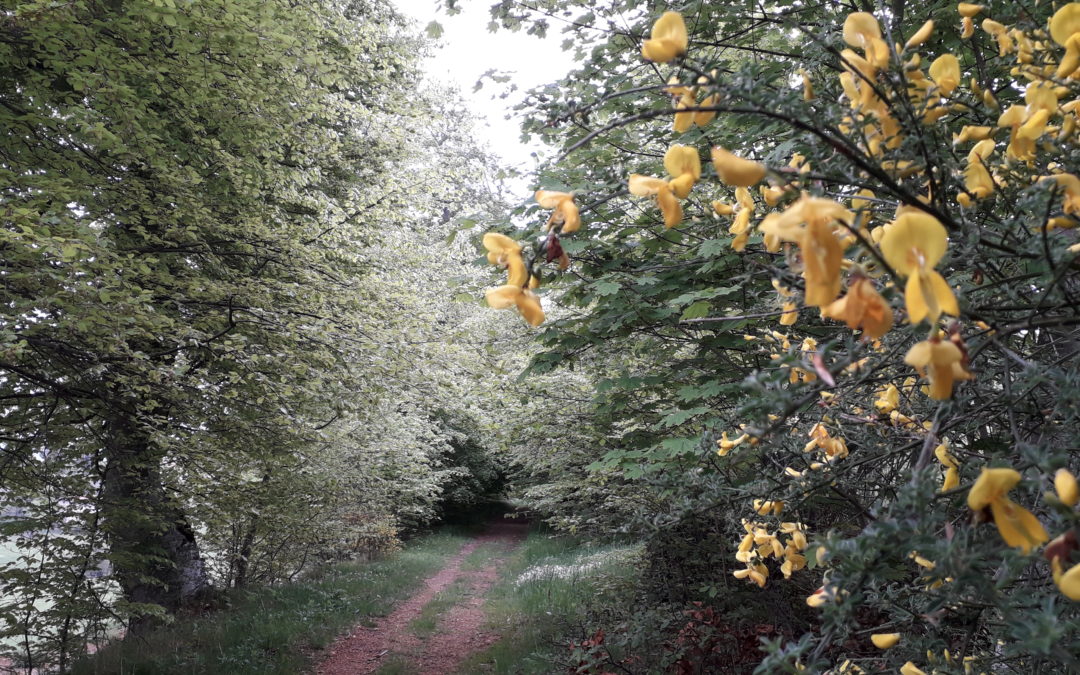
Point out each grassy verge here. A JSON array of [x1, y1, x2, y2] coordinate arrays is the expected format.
[[456, 530, 641, 675], [72, 530, 470, 675]]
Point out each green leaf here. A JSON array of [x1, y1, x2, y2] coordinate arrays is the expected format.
[[593, 281, 620, 296], [680, 300, 711, 320], [659, 406, 708, 428]]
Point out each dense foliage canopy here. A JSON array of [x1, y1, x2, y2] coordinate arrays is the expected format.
[[0, 0, 520, 668]]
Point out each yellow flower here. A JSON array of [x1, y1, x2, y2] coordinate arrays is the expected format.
[[535, 190, 581, 234], [843, 12, 889, 68], [799, 68, 814, 100], [801, 225, 844, 307], [982, 18, 1014, 56], [900, 663, 927, 675], [1055, 468, 1079, 506], [874, 384, 899, 413], [805, 587, 827, 607], [711, 147, 766, 187], [967, 467, 1048, 553], [712, 200, 734, 216], [485, 285, 545, 326], [957, 3, 983, 18], [953, 125, 993, 144], [928, 54, 960, 96], [1053, 557, 1080, 600], [822, 276, 893, 339], [717, 432, 748, 456], [753, 499, 784, 516], [779, 301, 798, 326], [960, 16, 975, 39], [905, 20, 934, 50], [483, 232, 528, 287], [669, 83, 696, 133], [641, 11, 688, 63], [1025, 81, 1058, 117], [760, 196, 851, 307], [904, 336, 972, 400], [842, 12, 881, 48], [871, 633, 900, 649], [734, 560, 769, 587], [779, 552, 806, 579], [664, 145, 702, 198], [760, 185, 784, 207], [629, 174, 682, 228], [935, 442, 960, 492], [879, 213, 959, 324], [1040, 174, 1080, 215], [1050, 4, 1080, 78], [1017, 108, 1050, 141], [911, 553, 936, 570], [482, 232, 521, 260], [964, 156, 994, 199], [696, 92, 718, 126], [1051, 3, 1080, 45]]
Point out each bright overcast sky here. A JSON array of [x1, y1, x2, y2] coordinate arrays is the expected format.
[[396, 0, 577, 176]]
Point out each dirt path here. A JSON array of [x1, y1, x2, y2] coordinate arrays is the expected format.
[[315, 520, 527, 675]]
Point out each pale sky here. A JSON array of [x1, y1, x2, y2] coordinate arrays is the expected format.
[[396, 0, 578, 175]]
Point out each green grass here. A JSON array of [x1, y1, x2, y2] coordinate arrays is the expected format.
[[454, 530, 641, 675], [461, 539, 510, 571], [407, 576, 471, 637], [71, 530, 469, 675]]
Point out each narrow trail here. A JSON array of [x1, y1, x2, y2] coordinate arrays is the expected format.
[[315, 520, 527, 675]]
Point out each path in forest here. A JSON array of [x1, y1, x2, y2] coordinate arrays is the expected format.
[[315, 519, 527, 675]]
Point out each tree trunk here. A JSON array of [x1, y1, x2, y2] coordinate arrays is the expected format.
[[231, 516, 258, 588], [101, 414, 209, 635]]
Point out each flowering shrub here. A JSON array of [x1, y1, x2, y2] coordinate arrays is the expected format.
[[483, 1, 1080, 672]]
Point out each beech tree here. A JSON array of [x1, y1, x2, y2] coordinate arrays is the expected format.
[[0, 0, 432, 663]]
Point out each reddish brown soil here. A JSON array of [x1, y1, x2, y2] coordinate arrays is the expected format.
[[315, 520, 527, 675]]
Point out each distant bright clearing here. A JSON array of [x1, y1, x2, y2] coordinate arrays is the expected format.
[[397, 1, 577, 175]]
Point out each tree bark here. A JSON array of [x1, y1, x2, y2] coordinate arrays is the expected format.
[[231, 515, 258, 588], [101, 414, 210, 635]]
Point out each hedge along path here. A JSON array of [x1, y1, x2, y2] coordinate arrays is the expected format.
[[315, 519, 528, 675]]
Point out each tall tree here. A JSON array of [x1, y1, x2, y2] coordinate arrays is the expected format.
[[0, 0, 419, 649]]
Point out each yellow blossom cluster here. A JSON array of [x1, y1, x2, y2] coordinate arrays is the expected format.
[[958, 464, 1080, 601], [935, 442, 961, 492], [534, 190, 581, 236], [733, 513, 809, 587], [716, 428, 750, 456], [629, 145, 701, 228], [481, 190, 584, 326], [482, 232, 544, 327], [784, 422, 849, 479], [666, 74, 717, 133]]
